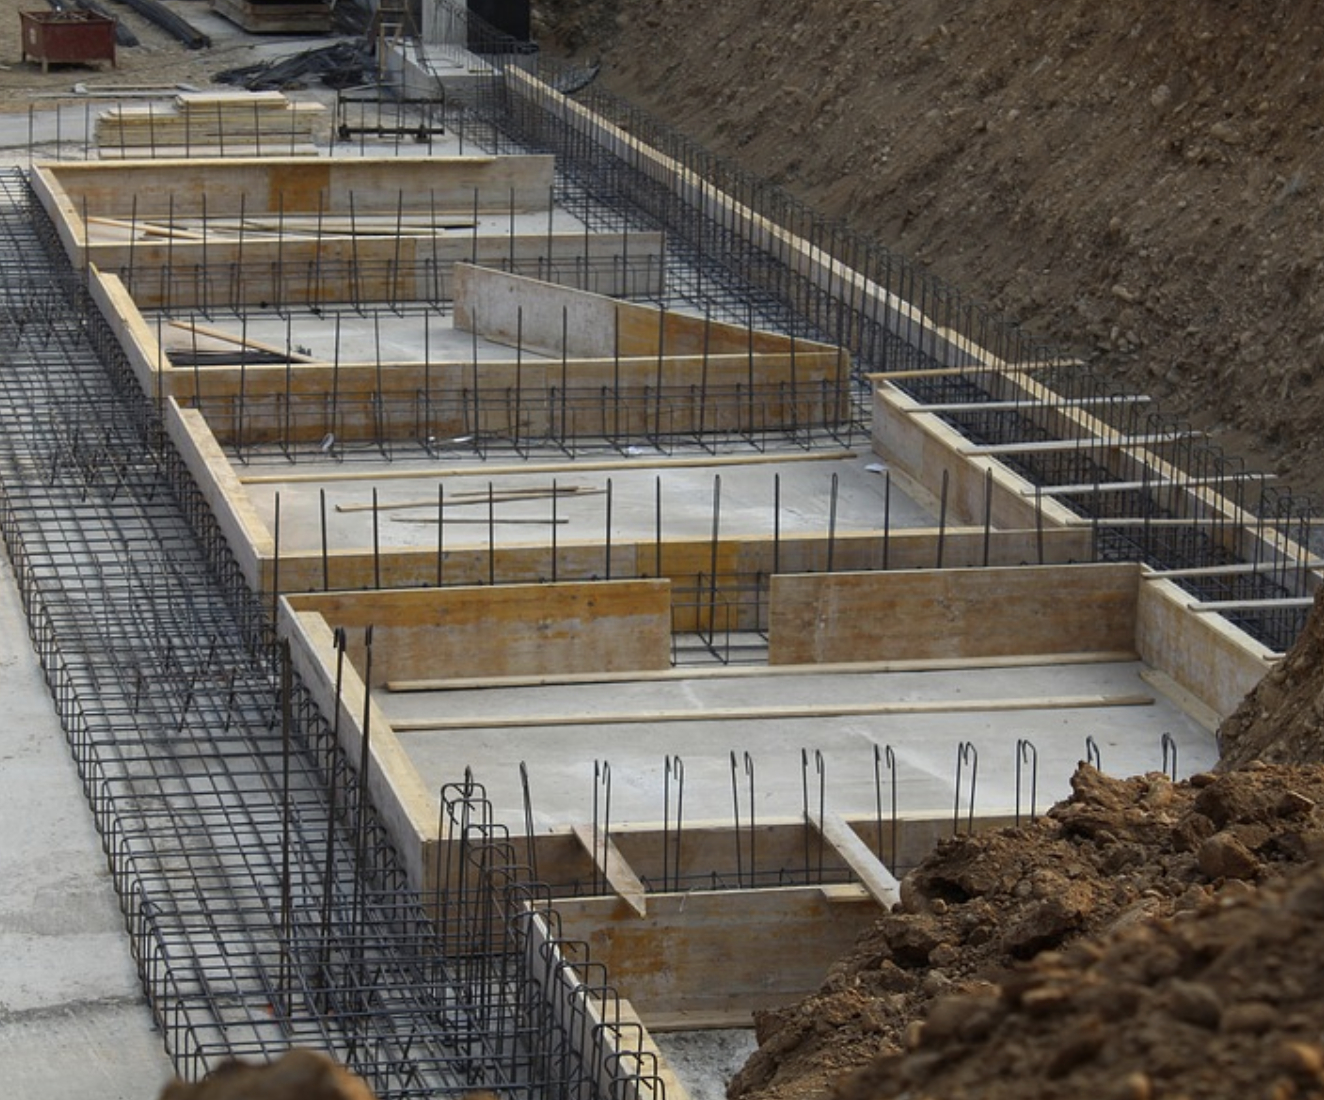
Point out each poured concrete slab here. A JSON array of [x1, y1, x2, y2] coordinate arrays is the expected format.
[[382, 658, 1217, 836], [244, 450, 931, 553]]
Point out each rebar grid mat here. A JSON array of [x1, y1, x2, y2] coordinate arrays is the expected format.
[[0, 169, 663, 1099]]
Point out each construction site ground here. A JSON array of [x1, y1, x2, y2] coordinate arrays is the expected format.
[[0, 3, 1322, 1100]]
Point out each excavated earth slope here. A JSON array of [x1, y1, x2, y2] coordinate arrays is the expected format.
[[537, 0, 1324, 498]]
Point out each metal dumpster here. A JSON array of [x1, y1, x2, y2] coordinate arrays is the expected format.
[[20, 10, 116, 72]]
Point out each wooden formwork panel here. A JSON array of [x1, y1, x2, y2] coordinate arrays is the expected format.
[[287, 580, 673, 684], [174, 351, 847, 446], [261, 528, 1096, 612], [1136, 576, 1277, 721], [455, 262, 845, 362], [282, 606, 435, 890], [87, 231, 665, 309], [36, 155, 557, 224], [873, 383, 1078, 530], [550, 886, 880, 1027], [768, 563, 1140, 665]]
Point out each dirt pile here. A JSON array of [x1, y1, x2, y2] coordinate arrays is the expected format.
[[838, 857, 1324, 1100], [535, 0, 1324, 498], [728, 763, 1324, 1100], [158, 1049, 377, 1100]]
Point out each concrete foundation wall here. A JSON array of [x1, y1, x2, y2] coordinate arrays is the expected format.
[[768, 563, 1140, 664], [287, 580, 672, 684]]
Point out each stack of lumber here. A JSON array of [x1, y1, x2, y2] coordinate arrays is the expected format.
[[96, 90, 325, 158]]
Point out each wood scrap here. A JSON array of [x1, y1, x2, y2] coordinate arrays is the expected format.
[[167, 320, 321, 363], [335, 485, 603, 513], [391, 516, 570, 525]]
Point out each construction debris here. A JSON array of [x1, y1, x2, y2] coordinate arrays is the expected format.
[[213, 40, 374, 90]]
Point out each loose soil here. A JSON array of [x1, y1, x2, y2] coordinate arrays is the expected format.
[[727, 762, 1324, 1100]]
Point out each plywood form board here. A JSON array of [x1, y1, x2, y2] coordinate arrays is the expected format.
[[1136, 575, 1277, 720], [423, 812, 1019, 902], [454, 263, 845, 363], [166, 403, 269, 592], [86, 230, 664, 309], [768, 562, 1141, 665], [548, 886, 881, 1024], [38, 155, 556, 225], [257, 527, 1094, 613], [520, 913, 691, 1100], [29, 164, 86, 265], [873, 383, 1081, 530], [89, 269, 166, 396], [209, 0, 333, 33], [288, 580, 672, 683], [281, 605, 435, 891]]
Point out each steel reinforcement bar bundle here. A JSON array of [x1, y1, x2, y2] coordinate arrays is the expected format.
[[0, 170, 662, 1099]]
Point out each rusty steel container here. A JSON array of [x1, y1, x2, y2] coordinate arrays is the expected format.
[[20, 11, 116, 72]]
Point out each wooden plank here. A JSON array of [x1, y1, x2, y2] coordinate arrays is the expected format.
[[300, 580, 672, 682], [1188, 598, 1314, 612], [388, 693, 1154, 732], [1143, 561, 1324, 580], [335, 486, 604, 512], [769, 564, 1140, 665], [1071, 517, 1236, 528], [810, 812, 900, 907], [960, 432, 1203, 456], [1136, 579, 1280, 720], [1025, 473, 1276, 497], [385, 650, 1138, 693], [168, 320, 320, 362], [572, 824, 648, 918], [238, 448, 858, 485], [549, 884, 882, 1022], [905, 395, 1151, 413], [86, 215, 207, 240], [97, 144, 320, 160], [866, 365, 1042, 380]]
